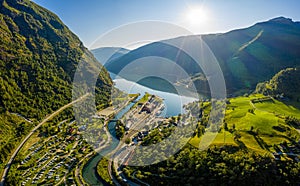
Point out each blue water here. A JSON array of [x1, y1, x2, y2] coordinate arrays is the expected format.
[[113, 78, 197, 117]]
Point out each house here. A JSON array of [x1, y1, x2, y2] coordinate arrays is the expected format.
[[125, 120, 133, 131], [68, 128, 75, 134], [273, 153, 281, 160], [149, 95, 155, 103], [141, 105, 151, 113]]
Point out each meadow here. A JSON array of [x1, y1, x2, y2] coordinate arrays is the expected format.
[[189, 94, 300, 154]]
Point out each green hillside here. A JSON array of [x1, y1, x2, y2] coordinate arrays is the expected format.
[[256, 67, 300, 102], [190, 94, 300, 153], [0, 0, 112, 165]]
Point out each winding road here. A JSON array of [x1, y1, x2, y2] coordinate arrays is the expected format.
[[0, 93, 90, 186]]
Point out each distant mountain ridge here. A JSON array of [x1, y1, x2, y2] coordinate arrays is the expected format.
[[91, 47, 130, 65], [105, 17, 300, 96]]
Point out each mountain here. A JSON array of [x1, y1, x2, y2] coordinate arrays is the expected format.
[[91, 47, 130, 65], [0, 0, 112, 164], [256, 67, 300, 101], [105, 17, 300, 96]]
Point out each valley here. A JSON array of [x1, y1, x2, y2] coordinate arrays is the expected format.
[[3, 86, 300, 185], [1, 0, 300, 185]]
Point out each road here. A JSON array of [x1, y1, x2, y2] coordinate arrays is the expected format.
[[132, 171, 150, 186], [0, 93, 89, 186]]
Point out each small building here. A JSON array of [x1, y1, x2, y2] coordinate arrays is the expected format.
[[141, 106, 151, 113], [273, 153, 281, 160], [125, 120, 133, 131]]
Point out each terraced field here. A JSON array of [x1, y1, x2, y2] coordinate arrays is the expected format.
[[190, 94, 300, 154]]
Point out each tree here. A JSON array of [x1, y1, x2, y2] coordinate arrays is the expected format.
[[234, 131, 241, 141], [125, 137, 131, 144], [224, 122, 228, 131], [255, 128, 260, 135], [177, 114, 182, 122], [116, 120, 125, 139], [250, 126, 254, 132], [16, 122, 26, 137], [248, 108, 255, 114]]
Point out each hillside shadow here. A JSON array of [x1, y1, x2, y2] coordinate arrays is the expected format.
[[253, 135, 270, 151], [234, 139, 248, 151], [272, 125, 286, 132], [283, 100, 300, 110]]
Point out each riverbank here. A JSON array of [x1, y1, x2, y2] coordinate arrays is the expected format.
[[82, 95, 138, 185]]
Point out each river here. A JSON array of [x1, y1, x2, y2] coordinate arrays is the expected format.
[[82, 101, 134, 185], [82, 75, 197, 185]]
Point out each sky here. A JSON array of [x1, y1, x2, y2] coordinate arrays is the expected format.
[[31, 0, 300, 49]]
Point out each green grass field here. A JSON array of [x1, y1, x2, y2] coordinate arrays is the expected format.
[[189, 131, 236, 148], [132, 92, 151, 109], [97, 158, 113, 185], [189, 94, 300, 154], [254, 99, 300, 119]]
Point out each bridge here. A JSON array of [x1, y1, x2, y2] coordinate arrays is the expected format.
[[110, 119, 119, 122]]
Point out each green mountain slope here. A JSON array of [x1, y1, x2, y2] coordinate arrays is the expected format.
[[203, 17, 300, 94], [105, 17, 300, 96], [0, 0, 112, 164], [256, 67, 300, 101]]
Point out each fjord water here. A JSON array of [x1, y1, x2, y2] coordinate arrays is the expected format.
[[111, 74, 198, 117]]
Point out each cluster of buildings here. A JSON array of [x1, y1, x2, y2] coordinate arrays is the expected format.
[[19, 122, 89, 185], [132, 131, 150, 143]]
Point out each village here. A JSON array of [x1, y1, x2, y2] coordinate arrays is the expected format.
[[123, 94, 165, 132], [111, 93, 173, 166], [17, 121, 92, 186], [13, 92, 300, 186]]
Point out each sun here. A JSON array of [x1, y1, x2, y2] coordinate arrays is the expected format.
[[186, 7, 208, 26]]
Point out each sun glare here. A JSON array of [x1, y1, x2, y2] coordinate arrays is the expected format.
[[186, 7, 208, 26]]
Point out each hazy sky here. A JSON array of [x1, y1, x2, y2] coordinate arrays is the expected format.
[[32, 0, 300, 49]]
